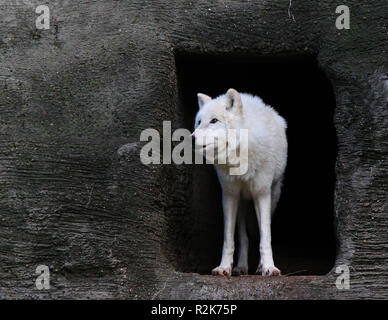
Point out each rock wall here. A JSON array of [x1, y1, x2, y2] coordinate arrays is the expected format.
[[0, 0, 387, 299]]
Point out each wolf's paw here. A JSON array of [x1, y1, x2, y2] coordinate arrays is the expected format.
[[232, 265, 248, 276], [212, 265, 232, 277], [258, 264, 281, 277]]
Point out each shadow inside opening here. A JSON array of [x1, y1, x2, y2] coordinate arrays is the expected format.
[[173, 53, 337, 276]]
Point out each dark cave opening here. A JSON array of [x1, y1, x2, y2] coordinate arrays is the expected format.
[[174, 53, 337, 276]]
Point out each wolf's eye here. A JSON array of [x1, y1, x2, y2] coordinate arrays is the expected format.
[[197, 120, 201, 125], [210, 118, 218, 124]]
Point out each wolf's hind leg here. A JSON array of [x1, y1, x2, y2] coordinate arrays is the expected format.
[[232, 202, 249, 276], [254, 191, 281, 276]]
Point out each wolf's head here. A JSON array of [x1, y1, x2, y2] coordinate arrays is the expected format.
[[192, 88, 248, 174]]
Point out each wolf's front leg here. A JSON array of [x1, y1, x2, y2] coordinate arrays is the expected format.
[[212, 192, 239, 277], [254, 191, 281, 276]]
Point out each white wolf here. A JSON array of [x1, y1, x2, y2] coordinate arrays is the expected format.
[[192, 88, 287, 277]]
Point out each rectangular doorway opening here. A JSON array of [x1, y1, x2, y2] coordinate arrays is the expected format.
[[172, 53, 337, 276]]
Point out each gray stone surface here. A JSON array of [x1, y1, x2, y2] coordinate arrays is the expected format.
[[0, 0, 387, 299]]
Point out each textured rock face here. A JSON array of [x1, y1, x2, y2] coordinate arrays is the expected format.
[[0, 0, 387, 299]]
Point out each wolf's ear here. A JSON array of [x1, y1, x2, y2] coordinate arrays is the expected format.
[[197, 93, 211, 109], [226, 88, 242, 111]]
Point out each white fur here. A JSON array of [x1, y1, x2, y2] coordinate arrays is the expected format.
[[193, 89, 287, 277]]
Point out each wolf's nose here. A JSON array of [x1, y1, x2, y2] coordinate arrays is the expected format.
[[191, 134, 196, 142]]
